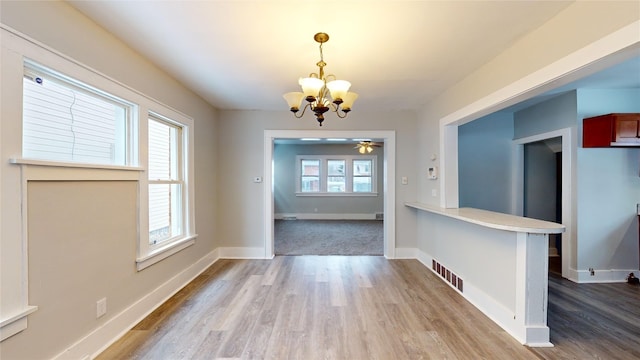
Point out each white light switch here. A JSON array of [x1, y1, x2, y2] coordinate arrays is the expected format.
[[431, 189, 437, 197], [401, 176, 408, 185]]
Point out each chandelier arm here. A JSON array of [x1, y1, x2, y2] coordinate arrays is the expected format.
[[335, 108, 348, 118], [327, 103, 347, 119], [292, 103, 311, 119]]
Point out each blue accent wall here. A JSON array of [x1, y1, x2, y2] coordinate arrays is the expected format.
[[458, 112, 513, 213]]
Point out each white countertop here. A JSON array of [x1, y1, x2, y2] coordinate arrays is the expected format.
[[405, 202, 565, 234]]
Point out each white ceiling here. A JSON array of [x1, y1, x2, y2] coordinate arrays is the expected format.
[[67, 1, 639, 114]]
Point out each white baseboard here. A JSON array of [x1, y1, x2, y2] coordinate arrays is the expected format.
[[571, 268, 638, 283], [217, 247, 271, 259], [275, 213, 378, 220], [53, 250, 220, 360], [394, 247, 417, 259]]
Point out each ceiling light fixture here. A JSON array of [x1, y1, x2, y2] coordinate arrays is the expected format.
[[354, 141, 381, 154], [283, 32, 358, 127]]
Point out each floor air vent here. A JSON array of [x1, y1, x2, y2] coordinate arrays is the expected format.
[[432, 259, 463, 293]]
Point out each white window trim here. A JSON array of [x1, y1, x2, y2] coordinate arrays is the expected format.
[[0, 25, 197, 339], [295, 155, 378, 196], [137, 110, 196, 271], [22, 60, 138, 167]]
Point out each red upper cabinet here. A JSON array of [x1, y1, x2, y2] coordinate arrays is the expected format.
[[583, 113, 640, 147]]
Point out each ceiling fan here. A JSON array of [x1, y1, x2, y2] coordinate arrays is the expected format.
[[354, 141, 382, 154]]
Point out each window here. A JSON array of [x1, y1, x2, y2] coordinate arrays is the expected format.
[[3, 30, 199, 339], [353, 159, 373, 192], [301, 159, 320, 192], [18, 61, 196, 270], [22, 62, 134, 166], [327, 160, 346, 192], [148, 116, 183, 245], [138, 109, 195, 270], [296, 155, 377, 195]]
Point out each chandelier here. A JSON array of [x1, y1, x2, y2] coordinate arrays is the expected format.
[[283, 33, 358, 126]]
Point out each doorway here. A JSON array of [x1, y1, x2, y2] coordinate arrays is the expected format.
[[272, 140, 385, 255], [523, 137, 563, 274], [263, 130, 396, 259], [513, 128, 573, 279]]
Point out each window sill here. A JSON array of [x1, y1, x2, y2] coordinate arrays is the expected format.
[[295, 192, 378, 197], [136, 235, 197, 271], [0, 306, 38, 342], [10, 158, 143, 171]]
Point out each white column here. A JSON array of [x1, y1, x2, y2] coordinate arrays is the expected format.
[[515, 232, 552, 347]]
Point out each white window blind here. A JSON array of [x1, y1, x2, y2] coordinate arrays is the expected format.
[[22, 64, 129, 165], [148, 117, 183, 245]]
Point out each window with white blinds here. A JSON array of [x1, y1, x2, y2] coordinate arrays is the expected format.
[[148, 116, 184, 245], [296, 155, 377, 195], [22, 63, 132, 165]]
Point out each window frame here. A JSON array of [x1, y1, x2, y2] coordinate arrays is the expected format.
[[295, 155, 377, 196], [145, 113, 187, 246], [352, 158, 374, 193], [22, 61, 137, 167], [137, 108, 196, 270]]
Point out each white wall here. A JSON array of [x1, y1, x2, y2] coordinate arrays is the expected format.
[[0, 2, 219, 359], [217, 110, 418, 250]]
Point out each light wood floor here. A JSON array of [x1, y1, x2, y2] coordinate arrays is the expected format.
[[97, 256, 640, 360]]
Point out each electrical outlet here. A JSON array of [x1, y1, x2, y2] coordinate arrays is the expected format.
[[589, 268, 595, 276], [96, 298, 107, 318]]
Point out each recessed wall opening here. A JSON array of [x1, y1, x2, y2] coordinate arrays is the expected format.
[[263, 130, 396, 259], [272, 139, 385, 256]]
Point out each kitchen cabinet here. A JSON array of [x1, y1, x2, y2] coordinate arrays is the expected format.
[[583, 113, 640, 147]]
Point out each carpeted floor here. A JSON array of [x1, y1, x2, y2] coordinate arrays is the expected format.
[[274, 219, 383, 255]]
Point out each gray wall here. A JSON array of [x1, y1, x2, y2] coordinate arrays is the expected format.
[[1, 2, 218, 359], [458, 112, 514, 213], [524, 141, 558, 222], [217, 110, 418, 250], [274, 143, 384, 217]]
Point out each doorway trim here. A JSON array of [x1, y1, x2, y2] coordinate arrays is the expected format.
[[263, 130, 396, 258], [512, 127, 575, 279]]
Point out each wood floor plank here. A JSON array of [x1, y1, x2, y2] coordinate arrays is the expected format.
[[97, 257, 640, 360]]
